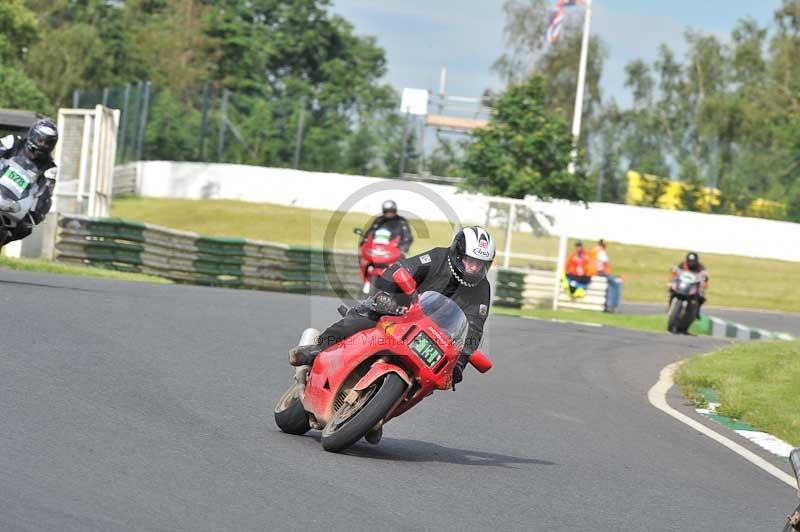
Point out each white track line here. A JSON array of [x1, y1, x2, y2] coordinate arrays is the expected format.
[[648, 361, 796, 488]]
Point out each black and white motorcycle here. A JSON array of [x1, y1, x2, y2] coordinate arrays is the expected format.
[[0, 153, 46, 243], [667, 269, 703, 334]]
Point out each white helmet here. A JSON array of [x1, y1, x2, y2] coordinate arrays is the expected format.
[[447, 226, 496, 286]]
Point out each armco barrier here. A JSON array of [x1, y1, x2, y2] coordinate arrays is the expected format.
[[54, 215, 363, 297], [494, 268, 607, 311]]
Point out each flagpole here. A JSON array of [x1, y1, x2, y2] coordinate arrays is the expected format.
[[568, 0, 593, 174]]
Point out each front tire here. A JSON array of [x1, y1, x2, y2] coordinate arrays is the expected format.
[[678, 302, 697, 334], [667, 299, 682, 333], [274, 382, 310, 435], [321, 373, 406, 453]]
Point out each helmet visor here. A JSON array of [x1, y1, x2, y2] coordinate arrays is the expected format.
[[462, 255, 490, 281]]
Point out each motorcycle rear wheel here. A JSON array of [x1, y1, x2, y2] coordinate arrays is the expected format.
[[321, 373, 406, 453], [274, 382, 311, 435]]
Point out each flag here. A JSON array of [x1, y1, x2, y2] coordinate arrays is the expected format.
[[545, 0, 584, 44]]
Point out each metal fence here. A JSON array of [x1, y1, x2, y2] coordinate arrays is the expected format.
[[71, 81, 488, 179], [73, 82, 405, 172]]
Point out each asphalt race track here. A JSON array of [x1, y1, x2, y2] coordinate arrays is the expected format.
[[1, 270, 796, 532]]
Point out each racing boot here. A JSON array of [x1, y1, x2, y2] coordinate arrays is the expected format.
[[364, 426, 383, 445], [288, 343, 323, 367]]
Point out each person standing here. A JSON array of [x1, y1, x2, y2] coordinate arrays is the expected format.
[[591, 239, 623, 313]]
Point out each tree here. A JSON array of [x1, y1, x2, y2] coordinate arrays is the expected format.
[[24, 23, 113, 108], [0, 64, 51, 114], [427, 136, 466, 177], [462, 75, 589, 200], [0, 0, 39, 65]]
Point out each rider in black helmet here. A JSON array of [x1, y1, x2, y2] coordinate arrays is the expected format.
[[0, 118, 59, 246], [361, 199, 414, 253], [671, 251, 709, 317]]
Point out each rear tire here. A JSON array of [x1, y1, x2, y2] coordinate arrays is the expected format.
[[321, 373, 406, 453], [274, 382, 310, 435]]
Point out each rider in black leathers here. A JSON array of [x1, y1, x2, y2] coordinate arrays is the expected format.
[[290, 226, 496, 385], [362, 199, 414, 253], [0, 119, 59, 246]]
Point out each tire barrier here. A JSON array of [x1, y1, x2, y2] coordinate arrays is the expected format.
[[54, 215, 363, 297], [54, 214, 611, 310], [493, 268, 607, 311]]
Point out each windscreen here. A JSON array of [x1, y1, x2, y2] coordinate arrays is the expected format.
[[418, 291, 469, 349], [373, 227, 392, 245]]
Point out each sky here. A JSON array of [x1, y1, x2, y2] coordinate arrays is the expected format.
[[330, 0, 784, 107]]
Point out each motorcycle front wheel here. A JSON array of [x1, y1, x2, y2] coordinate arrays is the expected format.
[[321, 373, 406, 453], [667, 299, 682, 333], [678, 302, 697, 334]]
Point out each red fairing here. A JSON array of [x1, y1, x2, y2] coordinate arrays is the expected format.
[[301, 300, 485, 427], [358, 232, 403, 284], [391, 267, 416, 295], [468, 350, 493, 373]]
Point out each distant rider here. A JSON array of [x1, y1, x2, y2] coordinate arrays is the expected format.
[[362, 200, 413, 253], [0, 119, 59, 247], [670, 251, 709, 317], [290, 226, 496, 392]]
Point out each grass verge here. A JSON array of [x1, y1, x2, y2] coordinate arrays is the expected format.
[[111, 197, 800, 312], [675, 340, 800, 446], [0, 255, 170, 284], [493, 306, 700, 335]]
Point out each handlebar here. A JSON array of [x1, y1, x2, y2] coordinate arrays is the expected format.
[[468, 350, 493, 373]]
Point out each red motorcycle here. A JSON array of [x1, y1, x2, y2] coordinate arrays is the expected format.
[[353, 227, 404, 296], [274, 268, 493, 453]]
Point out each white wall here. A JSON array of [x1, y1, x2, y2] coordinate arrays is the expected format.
[[133, 161, 800, 262], [135, 161, 491, 226]]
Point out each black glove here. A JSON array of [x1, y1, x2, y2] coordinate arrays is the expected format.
[[368, 291, 406, 316]]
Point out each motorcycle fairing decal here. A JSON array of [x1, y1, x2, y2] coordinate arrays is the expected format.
[[0, 165, 31, 197], [408, 332, 443, 367]]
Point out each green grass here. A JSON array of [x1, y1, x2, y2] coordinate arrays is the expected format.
[[675, 340, 800, 446], [0, 255, 171, 284], [111, 197, 800, 312], [494, 306, 700, 334]]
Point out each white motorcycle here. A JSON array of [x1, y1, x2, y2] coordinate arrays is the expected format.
[[0, 155, 46, 243]]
